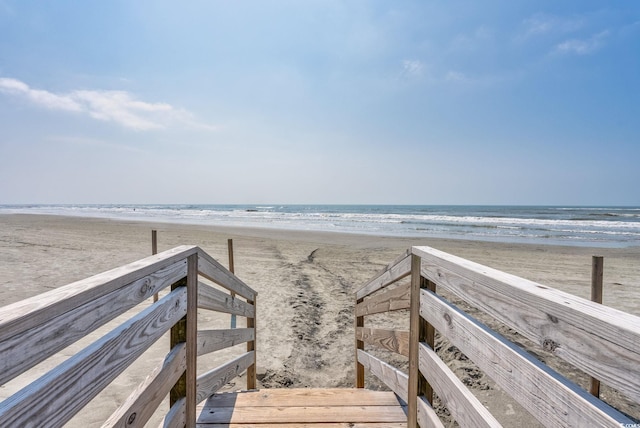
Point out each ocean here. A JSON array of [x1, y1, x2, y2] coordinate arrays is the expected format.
[[1, 204, 639, 248]]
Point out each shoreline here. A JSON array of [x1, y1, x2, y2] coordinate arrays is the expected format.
[[3, 211, 639, 250], [1, 213, 639, 425], [2, 213, 639, 311], [2, 204, 638, 249]]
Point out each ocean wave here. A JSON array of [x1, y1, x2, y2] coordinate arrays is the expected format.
[[2, 204, 638, 248]]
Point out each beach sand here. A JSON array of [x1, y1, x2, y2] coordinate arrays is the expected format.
[[1, 214, 639, 426]]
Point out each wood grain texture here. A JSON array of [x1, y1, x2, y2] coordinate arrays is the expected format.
[[197, 282, 255, 317], [246, 296, 256, 390], [195, 405, 407, 424], [355, 281, 411, 317], [170, 279, 188, 407], [0, 245, 195, 342], [186, 254, 198, 428], [417, 396, 446, 428], [204, 388, 405, 408], [408, 254, 421, 428], [197, 389, 406, 425], [413, 245, 640, 404], [197, 328, 255, 356], [418, 342, 501, 428], [420, 277, 436, 405], [102, 343, 186, 428], [355, 297, 365, 388], [196, 389, 407, 427], [195, 351, 255, 404], [355, 327, 409, 357], [196, 424, 405, 428], [161, 397, 186, 428], [152, 230, 159, 302], [0, 287, 188, 427], [420, 288, 633, 427], [355, 249, 411, 300], [197, 249, 256, 301], [0, 260, 187, 386], [590, 255, 604, 398], [356, 349, 408, 402]]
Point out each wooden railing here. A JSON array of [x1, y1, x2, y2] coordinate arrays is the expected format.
[[0, 245, 257, 428], [355, 246, 640, 427]]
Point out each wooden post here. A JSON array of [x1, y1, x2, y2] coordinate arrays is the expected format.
[[408, 254, 427, 427], [228, 238, 235, 273], [421, 277, 436, 404], [152, 230, 159, 302], [185, 254, 198, 428], [590, 256, 604, 398], [247, 295, 257, 390], [168, 254, 198, 427], [355, 297, 365, 388], [228, 239, 237, 329], [169, 277, 187, 407]]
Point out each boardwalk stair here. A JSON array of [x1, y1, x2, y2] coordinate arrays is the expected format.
[[197, 388, 406, 427]]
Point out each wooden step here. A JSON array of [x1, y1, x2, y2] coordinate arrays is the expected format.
[[196, 388, 407, 427]]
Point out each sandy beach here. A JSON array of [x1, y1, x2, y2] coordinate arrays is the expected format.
[[1, 214, 639, 426]]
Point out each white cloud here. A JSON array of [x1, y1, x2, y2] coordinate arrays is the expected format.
[[0, 77, 82, 112], [522, 13, 585, 37], [71, 90, 170, 130], [445, 71, 471, 84], [401, 60, 425, 78], [0, 77, 215, 131], [555, 30, 609, 55]]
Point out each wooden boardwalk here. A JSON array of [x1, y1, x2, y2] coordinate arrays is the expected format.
[[196, 388, 407, 427], [3, 242, 640, 427]]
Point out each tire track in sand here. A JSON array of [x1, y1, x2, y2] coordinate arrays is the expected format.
[[260, 247, 353, 388]]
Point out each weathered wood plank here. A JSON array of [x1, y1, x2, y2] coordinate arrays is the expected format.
[[418, 342, 501, 428], [355, 297, 365, 388], [197, 282, 255, 317], [408, 254, 421, 428], [420, 288, 634, 427], [355, 281, 411, 317], [413, 245, 640, 404], [246, 296, 256, 390], [357, 349, 408, 402], [0, 287, 188, 427], [186, 254, 198, 428], [421, 277, 436, 405], [197, 249, 256, 301], [170, 279, 188, 408], [417, 396, 446, 428], [0, 259, 187, 386], [356, 248, 411, 300], [197, 328, 255, 356], [195, 351, 255, 404], [355, 327, 409, 357], [590, 255, 604, 398], [0, 245, 194, 342], [103, 343, 186, 428], [197, 389, 407, 427], [162, 397, 186, 428], [196, 424, 406, 428], [203, 388, 405, 408], [196, 405, 407, 424]]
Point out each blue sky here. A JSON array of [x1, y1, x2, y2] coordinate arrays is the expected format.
[[0, 1, 638, 205]]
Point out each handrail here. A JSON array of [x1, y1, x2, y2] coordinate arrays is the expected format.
[[0, 245, 258, 428], [355, 246, 640, 427]]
